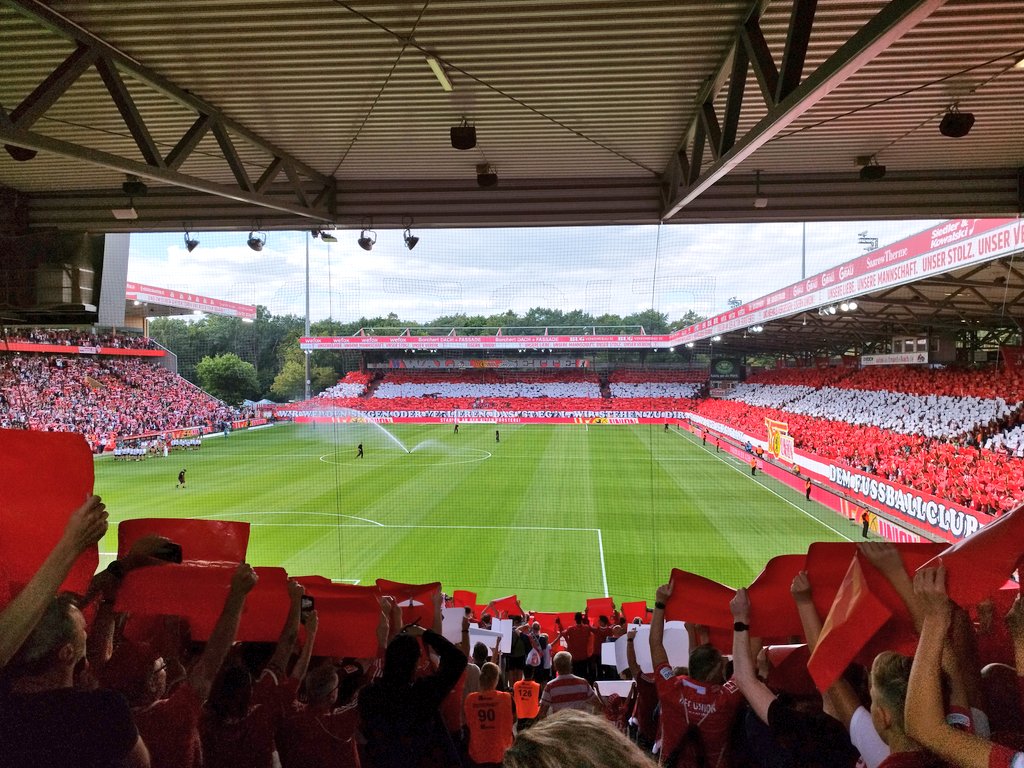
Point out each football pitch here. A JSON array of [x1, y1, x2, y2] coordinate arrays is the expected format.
[[94, 422, 859, 610]]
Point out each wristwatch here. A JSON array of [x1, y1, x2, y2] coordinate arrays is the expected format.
[[733, 622, 750, 632]]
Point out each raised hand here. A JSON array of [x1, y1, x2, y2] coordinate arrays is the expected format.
[[60, 495, 108, 554], [913, 566, 950, 621], [790, 571, 812, 603], [730, 587, 751, 623], [230, 563, 258, 595]]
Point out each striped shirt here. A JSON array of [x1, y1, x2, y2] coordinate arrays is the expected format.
[[540, 673, 596, 713]]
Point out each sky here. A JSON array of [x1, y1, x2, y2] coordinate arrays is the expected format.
[[127, 219, 945, 327]]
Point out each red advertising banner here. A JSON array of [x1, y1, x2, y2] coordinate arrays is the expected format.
[[126, 282, 256, 320]]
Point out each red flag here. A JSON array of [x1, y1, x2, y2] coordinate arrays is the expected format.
[[662, 568, 734, 628], [0, 429, 95, 601], [805, 542, 859, 622], [313, 593, 383, 658], [488, 594, 523, 618], [807, 544, 942, 693], [296, 577, 379, 599], [452, 589, 477, 608], [765, 644, 817, 697], [375, 579, 440, 626], [586, 597, 615, 619], [807, 555, 891, 692], [620, 601, 649, 623], [746, 554, 807, 638], [918, 503, 1024, 609], [117, 518, 250, 562]]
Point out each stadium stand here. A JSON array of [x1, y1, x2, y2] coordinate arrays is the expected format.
[[0, 353, 238, 452], [1, 328, 157, 349]]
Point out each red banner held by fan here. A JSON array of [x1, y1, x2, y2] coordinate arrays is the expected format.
[[0, 429, 96, 602], [663, 569, 734, 628], [620, 601, 649, 624], [745, 554, 808, 638], [313, 593, 383, 658], [586, 597, 615, 620], [117, 518, 250, 562], [376, 579, 440, 626], [917, 503, 1024, 609]]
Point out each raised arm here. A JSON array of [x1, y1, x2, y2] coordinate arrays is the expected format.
[[649, 581, 672, 670], [0, 495, 107, 668], [189, 563, 258, 699], [730, 588, 776, 723], [859, 542, 923, 632], [291, 609, 318, 684], [626, 626, 641, 679], [266, 578, 303, 677], [905, 566, 995, 768]]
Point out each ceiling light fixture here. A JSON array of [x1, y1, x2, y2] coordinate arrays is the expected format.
[[402, 216, 419, 250], [247, 224, 266, 252], [425, 55, 454, 92], [3, 144, 36, 162], [939, 104, 975, 138], [357, 219, 376, 251], [476, 163, 498, 188], [112, 174, 148, 220], [450, 117, 476, 150], [753, 169, 768, 208], [320, 230, 338, 243], [859, 156, 886, 181]]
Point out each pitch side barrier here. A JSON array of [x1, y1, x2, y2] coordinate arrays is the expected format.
[[682, 415, 992, 544], [97, 418, 270, 453]]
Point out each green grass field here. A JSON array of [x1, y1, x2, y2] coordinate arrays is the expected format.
[[94, 422, 860, 611]]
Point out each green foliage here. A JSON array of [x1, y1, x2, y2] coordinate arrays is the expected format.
[[194, 353, 260, 405], [149, 305, 709, 401]]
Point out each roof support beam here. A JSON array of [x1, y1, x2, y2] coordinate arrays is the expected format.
[[0, 0, 335, 221], [662, 0, 948, 220], [0, 123, 335, 222], [776, 0, 818, 102], [7, 44, 97, 130]]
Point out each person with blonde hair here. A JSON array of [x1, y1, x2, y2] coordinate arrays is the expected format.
[[502, 709, 651, 768]]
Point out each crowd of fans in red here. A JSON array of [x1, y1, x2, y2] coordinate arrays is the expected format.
[[2, 328, 158, 350], [0, 354, 237, 452], [1, 496, 1021, 768]]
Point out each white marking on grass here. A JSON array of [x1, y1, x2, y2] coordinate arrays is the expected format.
[[332, 578, 361, 584], [596, 528, 609, 598]]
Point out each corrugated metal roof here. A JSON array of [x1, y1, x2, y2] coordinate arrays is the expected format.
[[1, 0, 1021, 231]]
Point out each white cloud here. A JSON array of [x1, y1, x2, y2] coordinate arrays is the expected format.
[[127, 220, 943, 324]]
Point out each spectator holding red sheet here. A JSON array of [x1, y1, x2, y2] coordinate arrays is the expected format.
[[358, 588, 468, 768]]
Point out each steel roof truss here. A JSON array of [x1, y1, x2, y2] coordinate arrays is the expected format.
[[662, 0, 948, 219], [7, 44, 97, 130]]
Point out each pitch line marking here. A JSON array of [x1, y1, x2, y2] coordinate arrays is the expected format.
[[317, 448, 492, 467]]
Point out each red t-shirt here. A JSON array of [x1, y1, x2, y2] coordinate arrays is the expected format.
[[654, 663, 743, 766], [631, 673, 658, 741], [133, 682, 203, 768], [988, 744, 1024, 768], [464, 690, 514, 764], [201, 672, 298, 768], [563, 624, 593, 660], [278, 700, 360, 768]]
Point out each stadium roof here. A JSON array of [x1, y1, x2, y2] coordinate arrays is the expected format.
[[1, 0, 1022, 233]]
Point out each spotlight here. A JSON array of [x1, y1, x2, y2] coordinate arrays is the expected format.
[[859, 157, 886, 181], [122, 175, 148, 197], [476, 163, 498, 188], [686, 342, 695, 348], [840, 302, 849, 312], [829, 305, 837, 315], [247, 230, 266, 252], [712, 335, 721, 341], [183, 226, 199, 252], [403, 228, 419, 250], [848, 301, 858, 310], [450, 118, 476, 150], [357, 229, 376, 251], [4, 144, 36, 162], [939, 106, 975, 138], [320, 231, 338, 243]]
